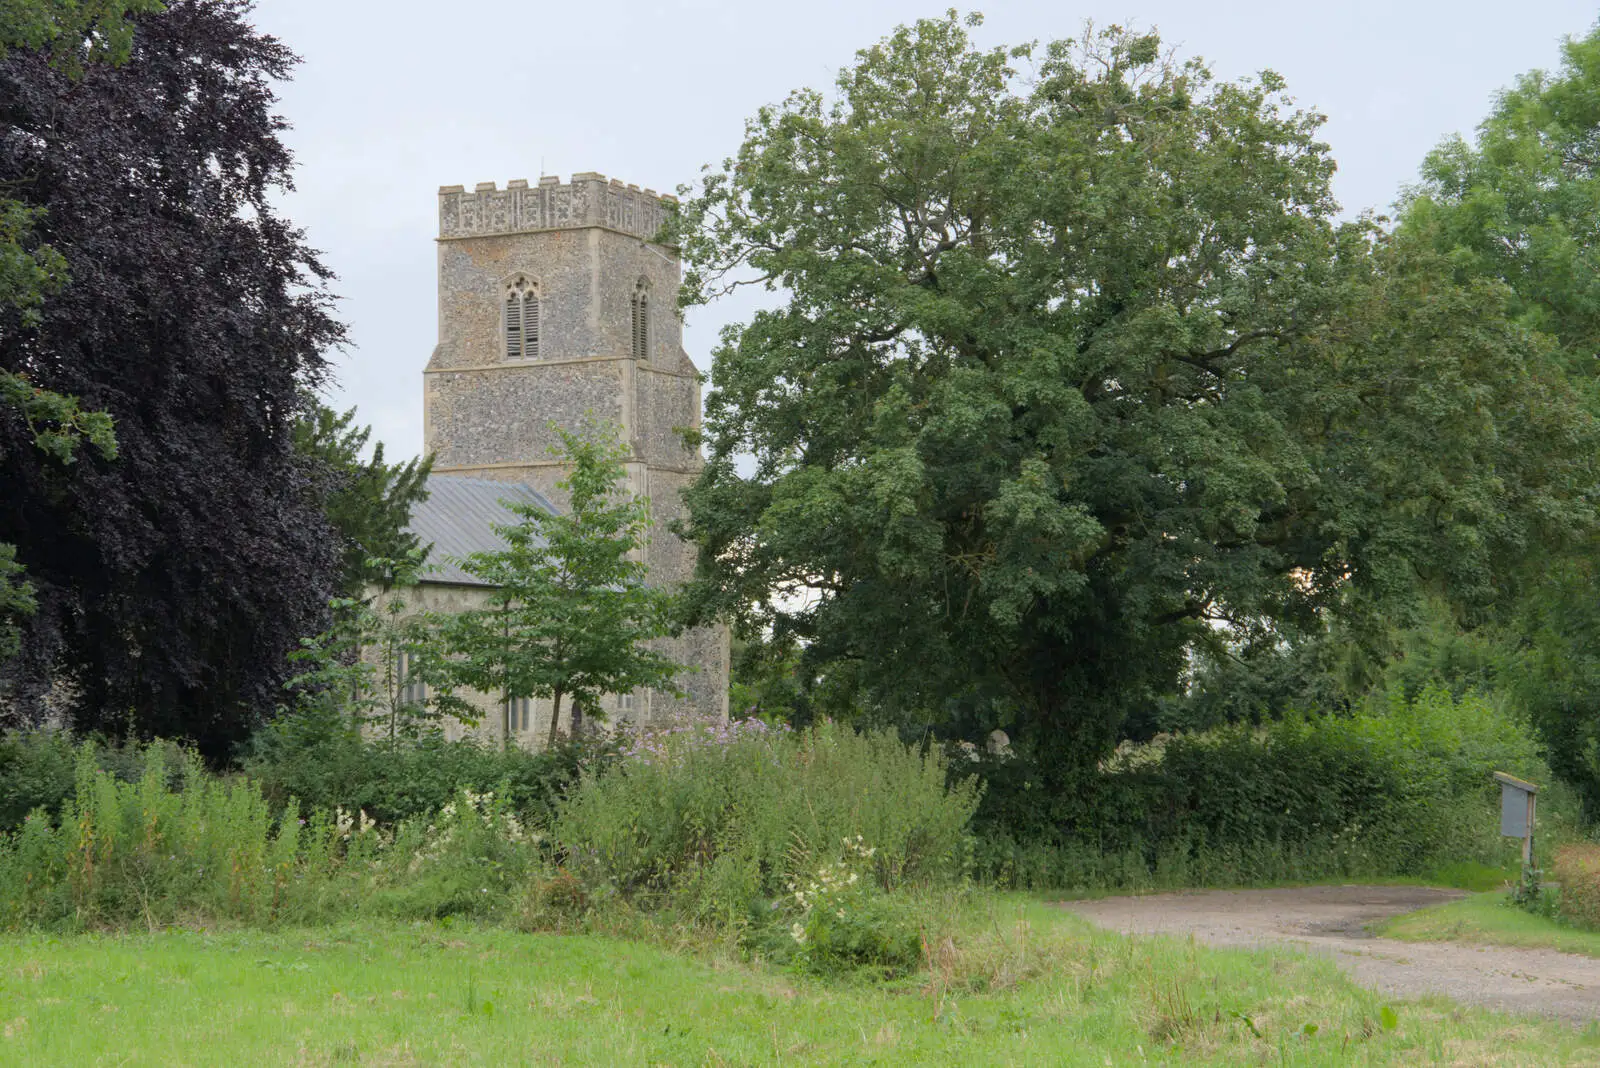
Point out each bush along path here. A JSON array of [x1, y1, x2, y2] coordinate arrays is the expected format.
[[1064, 885, 1600, 1024]]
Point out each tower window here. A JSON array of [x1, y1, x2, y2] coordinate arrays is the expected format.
[[631, 282, 649, 360], [505, 279, 540, 360]]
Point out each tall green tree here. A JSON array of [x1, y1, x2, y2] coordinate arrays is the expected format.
[[429, 424, 683, 748], [672, 14, 1594, 811], [294, 404, 432, 595], [1400, 23, 1600, 816], [1406, 24, 1600, 364]]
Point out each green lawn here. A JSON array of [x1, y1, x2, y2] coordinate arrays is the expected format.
[[2, 899, 1598, 1065], [1378, 890, 1600, 959]]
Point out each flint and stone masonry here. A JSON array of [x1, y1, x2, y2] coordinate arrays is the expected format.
[[419, 173, 730, 742]]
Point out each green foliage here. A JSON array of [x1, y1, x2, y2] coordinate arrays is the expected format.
[[1397, 25, 1600, 815], [0, 730, 191, 832], [0, 541, 34, 662], [0, 747, 309, 928], [1405, 23, 1600, 362], [978, 687, 1551, 890], [428, 421, 684, 748], [286, 551, 450, 742], [0, 0, 164, 70], [0, 741, 556, 930], [673, 12, 1594, 795], [555, 719, 979, 926], [243, 710, 618, 830], [378, 788, 539, 920], [0, 364, 115, 466], [0, 199, 65, 326], [764, 835, 922, 978], [293, 404, 432, 595], [1497, 556, 1600, 820], [727, 632, 807, 723], [1553, 844, 1600, 931], [1510, 864, 1555, 917]]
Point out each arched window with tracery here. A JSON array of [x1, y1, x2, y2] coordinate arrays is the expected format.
[[630, 280, 649, 360], [505, 278, 540, 360]]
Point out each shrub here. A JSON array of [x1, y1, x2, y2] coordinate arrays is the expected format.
[[377, 788, 539, 919], [0, 751, 547, 931], [556, 718, 980, 924], [976, 686, 1550, 890], [243, 709, 619, 828], [766, 835, 923, 978], [1554, 844, 1600, 930], [0, 731, 192, 832]]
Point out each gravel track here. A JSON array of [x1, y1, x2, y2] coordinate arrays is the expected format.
[[1061, 885, 1600, 1024]]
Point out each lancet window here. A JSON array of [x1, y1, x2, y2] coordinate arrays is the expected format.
[[630, 280, 649, 360], [505, 278, 540, 360]]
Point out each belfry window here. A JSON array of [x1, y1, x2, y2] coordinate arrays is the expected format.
[[630, 281, 649, 360], [505, 279, 540, 360]]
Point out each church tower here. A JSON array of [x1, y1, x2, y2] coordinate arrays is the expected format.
[[423, 173, 728, 725]]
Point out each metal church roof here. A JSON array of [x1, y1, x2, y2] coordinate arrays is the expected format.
[[406, 475, 560, 587]]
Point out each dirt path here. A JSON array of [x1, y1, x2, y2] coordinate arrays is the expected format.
[[1062, 885, 1600, 1024]]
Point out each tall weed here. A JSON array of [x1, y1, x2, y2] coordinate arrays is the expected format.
[[556, 718, 979, 923]]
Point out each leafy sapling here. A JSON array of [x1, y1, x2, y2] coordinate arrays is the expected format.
[[429, 420, 685, 747]]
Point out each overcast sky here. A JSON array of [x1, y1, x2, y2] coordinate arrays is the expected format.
[[246, 1, 1600, 461]]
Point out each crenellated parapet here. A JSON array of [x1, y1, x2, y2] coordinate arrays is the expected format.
[[438, 173, 677, 242]]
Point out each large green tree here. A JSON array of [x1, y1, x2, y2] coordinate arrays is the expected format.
[[1406, 25, 1600, 364], [1400, 23, 1600, 815], [673, 14, 1593, 813], [428, 425, 683, 748]]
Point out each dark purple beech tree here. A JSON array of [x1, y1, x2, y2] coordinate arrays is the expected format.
[[0, 0, 344, 759]]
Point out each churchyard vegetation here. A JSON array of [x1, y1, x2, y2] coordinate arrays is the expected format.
[[671, 13, 1598, 831], [285, 550, 447, 744], [975, 686, 1570, 892], [10, 6, 1600, 1061], [293, 404, 434, 597], [0, 723, 1596, 1063], [427, 424, 685, 748], [0, 0, 346, 759]]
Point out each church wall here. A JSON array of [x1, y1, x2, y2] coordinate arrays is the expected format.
[[635, 364, 700, 470], [425, 362, 625, 470], [639, 467, 696, 591], [433, 229, 597, 368]]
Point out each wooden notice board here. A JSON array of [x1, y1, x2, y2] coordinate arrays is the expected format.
[[1494, 771, 1538, 866]]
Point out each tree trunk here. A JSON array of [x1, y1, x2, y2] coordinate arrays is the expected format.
[[546, 686, 564, 749]]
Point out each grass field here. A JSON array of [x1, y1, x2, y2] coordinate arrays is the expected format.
[[1378, 890, 1600, 959], [2, 898, 1598, 1066]]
